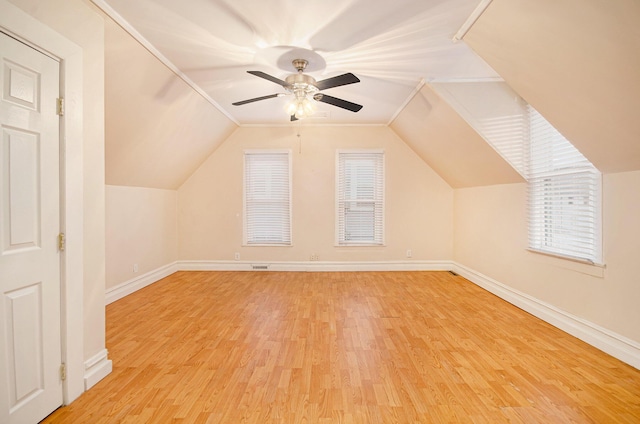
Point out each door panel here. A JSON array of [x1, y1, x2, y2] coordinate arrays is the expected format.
[[2, 127, 40, 252], [0, 31, 62, 424], [5, 283, 44, 411]]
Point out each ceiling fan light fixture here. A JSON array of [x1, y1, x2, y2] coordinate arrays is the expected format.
[[296, 103, 306, 119], [285, 100, 298, 116], [286, 96, 316, 119], [299, 97, 316, 118]]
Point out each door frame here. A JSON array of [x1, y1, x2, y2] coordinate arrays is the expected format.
[[0, 0, 85, 404]]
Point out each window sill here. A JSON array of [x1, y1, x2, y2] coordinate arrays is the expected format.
[[244, 243, 293, 247], [526, 248, 605, 278], [335, 243, 386, 248]]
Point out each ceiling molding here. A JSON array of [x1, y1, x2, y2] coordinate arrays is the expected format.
[[453, 0, 494, 42], [387, 79, 426, 127]]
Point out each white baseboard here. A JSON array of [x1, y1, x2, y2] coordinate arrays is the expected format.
[[106, 262, 179, 305], [177, 259, 453, 272], [83, 349, 112, 390], [452, 262, 640, 370]]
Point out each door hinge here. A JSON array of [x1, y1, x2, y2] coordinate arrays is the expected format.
[[58, 233, 65, 252], [60, 363, 67, 381], [56, 97, 64, 116]]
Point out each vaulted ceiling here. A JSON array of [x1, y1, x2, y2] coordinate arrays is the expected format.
[[97, 0, 640, 190], [96, 0, 496, 126]]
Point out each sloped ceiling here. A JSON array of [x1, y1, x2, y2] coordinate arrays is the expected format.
[[105, 17, 236, 189], [101, 0, 514, 190], [390, 84, 523, 188], [94, 0, 498, 125], [464, 0, 640, 173], [103, 0, 640, 190]]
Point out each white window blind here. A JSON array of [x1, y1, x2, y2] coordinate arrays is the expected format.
[[527, 107, 602, 263], [429, 82, 602, 263], [337, 150, 384, 245], [477, 112, 528, 176], [244, 150, 291, 245]]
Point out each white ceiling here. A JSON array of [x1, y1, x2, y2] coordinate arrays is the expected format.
[[94, 0, 498, 126]]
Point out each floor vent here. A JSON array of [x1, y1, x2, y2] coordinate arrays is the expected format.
[[252, 265, 269, 270]]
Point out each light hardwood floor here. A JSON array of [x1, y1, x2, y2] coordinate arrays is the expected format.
[[43, 271, 640, 423]]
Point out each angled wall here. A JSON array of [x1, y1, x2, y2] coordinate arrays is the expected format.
[[390, 84, 523, 188], [104, 17, 236, 190], [464, 0, 640, 173]]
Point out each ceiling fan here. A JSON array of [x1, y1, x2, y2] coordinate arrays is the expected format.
[[232, 59, 363, 121]]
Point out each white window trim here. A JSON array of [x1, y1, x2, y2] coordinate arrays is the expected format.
[[335, 149, 385, 247], [242, 149, 292, 247]]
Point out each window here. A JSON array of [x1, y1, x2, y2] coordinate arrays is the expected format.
[[336, 150, 384, 245], [527, 107, 602, 263], [243, 150, 291, 245], [430, 82, 602, 264]]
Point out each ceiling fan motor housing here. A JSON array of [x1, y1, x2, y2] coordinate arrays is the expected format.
[[286, 59, 319, 98], [285, 73, 319, 96]]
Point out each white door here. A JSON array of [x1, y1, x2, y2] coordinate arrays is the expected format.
[[0, 32, 63, 423]]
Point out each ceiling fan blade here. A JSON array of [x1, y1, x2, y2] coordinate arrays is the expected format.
[[315, 73, 360, 91], [247, 70, 290, 88], [314, 93, 363, 112], [232, 93, 280, 106]]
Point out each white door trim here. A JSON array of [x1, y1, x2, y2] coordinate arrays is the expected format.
[[0, 0, 85, 404]]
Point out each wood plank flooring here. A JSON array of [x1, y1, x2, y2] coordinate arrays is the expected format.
[[42, 271, 640, 423]]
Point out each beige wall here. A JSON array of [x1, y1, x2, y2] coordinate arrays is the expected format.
[[179, 126, 453, 263], [106, 186, 178, 289], [8, 0, 107, 362], [454, 171, 640, 343]]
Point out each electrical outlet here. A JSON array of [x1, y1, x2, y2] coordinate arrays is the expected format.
[[406, 249, 412, 258], [234, 252, 240, 261], [133, 263, 139, 273], [310, 254, 319, 261]]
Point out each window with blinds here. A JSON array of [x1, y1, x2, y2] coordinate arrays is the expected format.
[[527, 107, 602, 263], [336, 150, 384, 245], [243, 150, 291, 245], [429, 82, 602, 264]]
